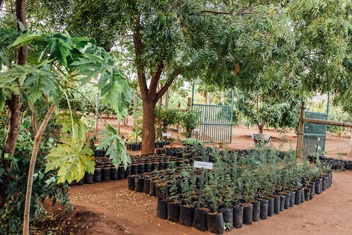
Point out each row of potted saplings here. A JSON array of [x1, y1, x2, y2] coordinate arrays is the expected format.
[[128, 149, 332, 234], [126, 140, 172, 151], [320, 157, 352, 171], [72, 152, 188, 185]]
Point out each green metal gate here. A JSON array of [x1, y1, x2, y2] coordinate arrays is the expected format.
[[192, 104, 233, 143], [303, 111, 328, 156]]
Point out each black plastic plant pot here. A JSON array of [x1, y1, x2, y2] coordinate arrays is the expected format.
[[284, 193, 290, 209], [309, 182, 315, 200], [179, 205, 195, 227], [138, 163, 145, 174], [117, 165, 125, 179], [134, 176, 144, 192], [149, 180, 157, 196], [294, 189, 301, 205], [131, 164, 139, 175], [157, 199, 168, 219], [222, 207, 233, 231], [233, 204, 244, 228], [289, 191, 296, 207], [143, 177, 152, 194], [193, 207, 210, 231], [128, 175, 137, 190], [260, 199, 269, 220], [207, 211, 225, 234], [76, 176, 85, 185], [300, 188, 305, 203], [102, 167, 111, 181], [279, 195, 286, 211], [110, 167, 118, 180], [315, 178, 322, 194], [273, 195, 280, 214], [124, 165, 132, 177], [93, 167, 102, 182], [85, 172, 94, 184], [145, 162, 152, 173], [304, 187, 311, 201], [167, 201, 180, 222], [267, 197, 275, 217], [243, 203, 253, 225], [252, 200, 261, 222]]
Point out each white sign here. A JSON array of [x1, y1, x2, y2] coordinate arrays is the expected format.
[[162, 133, 171, 137], [193, 128, 200, 132], [193, 161, 213, 170]]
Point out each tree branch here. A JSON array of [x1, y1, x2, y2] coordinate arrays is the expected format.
[[200, 10, 256, 16], [23, 103, 56, 235], [149, 60, 164, 101], [133, 16, 148, 100], [156, 69, 181, 101]]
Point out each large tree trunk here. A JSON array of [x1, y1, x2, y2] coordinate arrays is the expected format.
[[141, 100, 157, 155]]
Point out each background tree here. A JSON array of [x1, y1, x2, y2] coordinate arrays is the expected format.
[[29, 0, 352, 154], [0, 2, 131, 233]]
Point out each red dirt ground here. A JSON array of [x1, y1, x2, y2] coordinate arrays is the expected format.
[[43, 118, 352, 235]]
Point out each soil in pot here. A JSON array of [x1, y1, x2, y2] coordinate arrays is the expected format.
[[179, 204, 195, 227], [233, 204, 244, 228], [207, 211, 225, 234], [193, 207, 210, 231]]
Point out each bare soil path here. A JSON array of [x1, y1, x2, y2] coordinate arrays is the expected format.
[[52, 118, 352, 235]]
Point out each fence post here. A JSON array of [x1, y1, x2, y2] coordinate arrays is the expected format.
[[297, 101, 305, 158]]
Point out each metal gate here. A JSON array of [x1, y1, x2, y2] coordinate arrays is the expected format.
[[191, 104, 233, 143], [303, 111, 328, 156]]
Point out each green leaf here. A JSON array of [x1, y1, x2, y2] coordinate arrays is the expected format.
[[45, 138, 95, 184], [10, 31, 46, 47], [97, 124, 131, 169], [56, 113, 88, 144]]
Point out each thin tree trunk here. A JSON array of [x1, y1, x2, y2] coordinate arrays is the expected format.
[[141, 100, 157, 155], [348, 131, 352, 157], [2, 0, 27, 173], [23, 103, 56, 235]]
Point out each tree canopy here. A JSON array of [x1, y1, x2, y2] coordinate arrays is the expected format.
[[22, 0, 352, 149]]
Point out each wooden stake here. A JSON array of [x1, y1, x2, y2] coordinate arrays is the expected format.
[[297, 101, 305, 158]]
